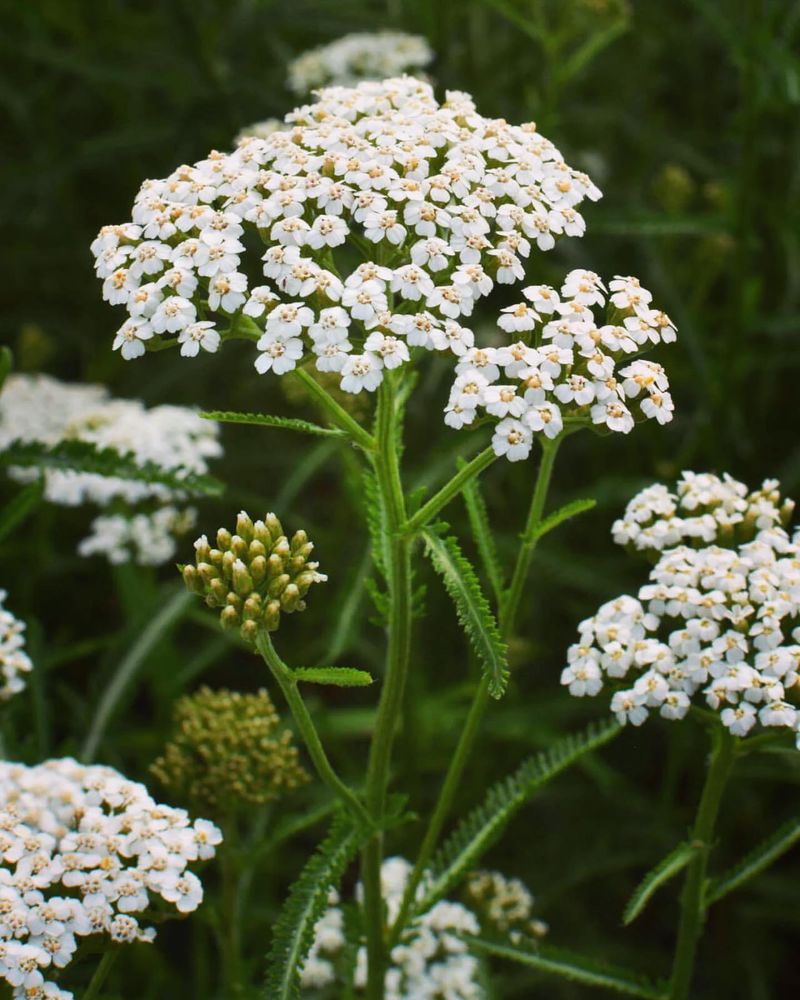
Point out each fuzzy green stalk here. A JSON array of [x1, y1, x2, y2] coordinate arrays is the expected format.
[[390, 435, 562, 944], [669, 724, 736, 1000], [361, 373, 414, 1000], [255, 631, 370, 827], [84, 948, 118, 1000]]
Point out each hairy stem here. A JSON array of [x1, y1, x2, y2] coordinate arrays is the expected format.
[[292, 366, 376, 452], [256, 630, 371, 827], [401, 445, 498, 536], [390, 436, 562, 941], [361, 374, 413, 1000], [669, 725, 735, 1000]]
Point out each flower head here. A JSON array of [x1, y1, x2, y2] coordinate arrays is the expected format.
[[182, 512, 326, 644], [0, 591, 32, 701]]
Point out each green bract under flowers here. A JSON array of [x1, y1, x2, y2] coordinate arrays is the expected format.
[[182, 511, 327, 644], [151, 686, 309, 814]]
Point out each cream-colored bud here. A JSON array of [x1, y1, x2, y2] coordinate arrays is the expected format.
[[265, 513, 283, 542], [240, 619, 258, 644], [268, 573, 290, 598], [250, 555, 267, 585], [182, 565, 204, 594], [197, 562, 219, 585], [236, 511, 255, 541], [220, 606, 240, 630], [280, 583, 301, 612], [248, 540, 267, 561], [231, 535, 248, 559], [232, 560, 253, 597], [243, 594, 262, 620], [222, 550, 236, 576], [208, 548, 224, 567], [264, 600, 281, 630], [216, 528, 232, 551]]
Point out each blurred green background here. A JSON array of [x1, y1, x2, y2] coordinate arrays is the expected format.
[[2, 0, 800, 996]]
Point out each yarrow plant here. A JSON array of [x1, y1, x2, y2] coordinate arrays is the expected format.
[[0, 758, 221, 998], [0, 373, 221, 565], [0, 591, 32, 701], [286, 33, 434, 95]]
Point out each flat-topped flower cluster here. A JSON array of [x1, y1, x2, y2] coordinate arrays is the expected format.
[[92, 77, 600, 396], [0, 374, 221, 565], [0, 758, 221, 999], [301, 856, 482, 998], [287, 32, 434, 95], [0, 591, 32, 702], [563, 474, 800, 741], [444, 270, 676, 460]]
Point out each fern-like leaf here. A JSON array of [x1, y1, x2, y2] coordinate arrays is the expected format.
[[706, 816, 800, 905], [0, 439, 223, 497], [292, 666, 374, 687], [362, 469, 387, 580], [420, 720, 620, 911], [0, 479, 44, 543], [200, 409, 345, 437], [421, 526, 508, 698], [468, 939, 667, 999], [531, 497, 597, 542], [622, 842, 696, 925], [458, 459, 503, 603], [264, 811, 365, 1000]]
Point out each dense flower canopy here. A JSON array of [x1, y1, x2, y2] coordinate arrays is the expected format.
[[0, 759, 221, 999], [92, 77, 600, 398], [563, 474, 800, 741]]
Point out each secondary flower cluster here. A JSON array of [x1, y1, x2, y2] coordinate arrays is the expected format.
[[465, 870, 547, 944], [0, 374, 221, 565], [287, 32, 434, 95], [612, 472, 795, 554], [301, 857, 482, 998], [0, 590, 32, 701], [0, 758, 221, 999], [182, 512, 327, 644], [151, 686, 308, 815], [562, 474, 800, 741], [445, 270, 676, 461], [92, 76, 599, 397]]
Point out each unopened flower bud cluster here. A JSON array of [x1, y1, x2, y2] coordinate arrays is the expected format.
[[287, 32, 434, 95], [465, 870, 547, 944], [613, 471, 795, 554], [563, 474, 800, 742], [446, 271, 676, 461], [0, 758, 221, 999], [301, 857, 482, 998], [182, 512, 326, 644], [0, 590, 32, 702], [92, 76, 599, 399], [151, 686, 308, 814], [0, 374, 221, 565]]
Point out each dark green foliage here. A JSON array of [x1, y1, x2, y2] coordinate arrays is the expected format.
[[622, 842, 696, 926]]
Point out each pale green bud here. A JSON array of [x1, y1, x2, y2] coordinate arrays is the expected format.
[[230, 535, 248, 559], [236, 511, 255, 542], [216, 528, 232, 551], [232, 559, 254, 597]]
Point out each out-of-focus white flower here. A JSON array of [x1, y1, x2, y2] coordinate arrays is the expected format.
[[0, 590, 32, 701]]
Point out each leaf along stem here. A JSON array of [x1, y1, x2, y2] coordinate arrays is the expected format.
[[400, 445, 498, 536], [292, 367, 376, 452]]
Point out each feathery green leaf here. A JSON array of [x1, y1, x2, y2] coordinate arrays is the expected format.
[[200, 409, 345, 438], [292, 666, 374, 687], [706, 816, 800, 905], [0, 479, 44, 543], [420, 721, 620, 911], [458, 458, 503, 603], [468, 939, 667, 999], [531, 497, 597, 542], [264, 811, 365, 1000], [623, 842, 696, 925], [421, 526, 508, 698], [0, 439, 223, 497]]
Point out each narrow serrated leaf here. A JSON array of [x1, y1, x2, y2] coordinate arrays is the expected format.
[[531, 497, 597, 542], [623, 842, 696, 925], [200, 409, 345, 437], [362, 469, 387, 580], [458, 458, 503, 602], [422, 526, 508, 698], [468, 939, 667, 999], [292, 666, 374, 688], [706, 817, 800, 905], [264, 812, 365, 1000], [0, 439, 223, 497], [420, 721, 619, 911], [0, 479, 44, 542]]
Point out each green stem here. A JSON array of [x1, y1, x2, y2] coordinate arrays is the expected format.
[[256, 630, 371, 827], [292, 367, 376, 452], [389, 436, 562, 942], [401, 445, 498, 535], [84, 948, 118, 1000], [220, 821, 245, 998], [81, 587, 193, 762], [361, 375, 413, 1000], [669, 725, 735, 1000]]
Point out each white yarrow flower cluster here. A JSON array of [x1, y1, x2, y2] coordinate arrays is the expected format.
[[92, 77, 599, 396], [287, 32, 434, 94], [563, 475, 800, 742], [0, 591, 32, 701], [0, 758, 221, 999], [0, 374, 220, 564], [612, 472, 794, 553], [445, 271, 676, 460], [300, 857, 482, 998]]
